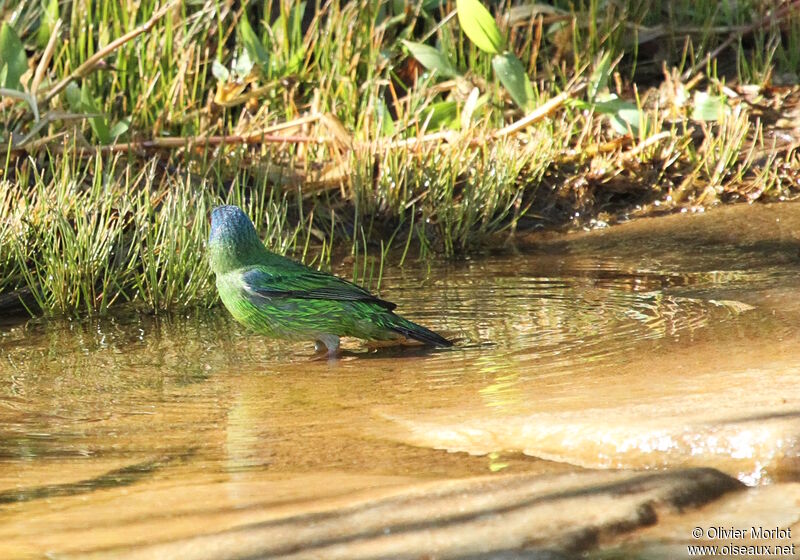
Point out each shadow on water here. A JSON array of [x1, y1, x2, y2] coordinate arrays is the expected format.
[[2, 202, 800, 556]]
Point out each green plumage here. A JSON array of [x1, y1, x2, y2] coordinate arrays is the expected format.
[[208, 205, 452, 355]]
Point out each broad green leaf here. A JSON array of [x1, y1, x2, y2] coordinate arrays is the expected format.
[[377, 98, 395, 136], [80, 83, 110, 144], [283, 46, 305, 75], [64, 82, 112, 144], [239, 14, 270, 67], [109, 118, 130, 140], [211, 60, 229, 81], [270, 2, 305, 76], [0, 23, 27, 89], [288, 2, 307, 32], [593, 96, 648, 136], [36, 0, 59, 48], [609, 106, 647, 136], [492, 52, 534, 110], [402, 40, 458, 78], [692, 91, 730, 122], [456, 0, 504, 54], [272, 2, 306, 46], [588, 51, 612, 101], [421, 100, 459, 131], [65, 82, 81, 110]]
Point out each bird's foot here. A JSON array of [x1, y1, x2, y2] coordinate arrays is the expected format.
[[312, 335, 341, 360]]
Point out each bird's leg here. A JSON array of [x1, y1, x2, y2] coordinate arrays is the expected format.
[[314, 334, 341, 358]]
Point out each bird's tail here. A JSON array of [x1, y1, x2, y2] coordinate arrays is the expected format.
[[389, 314, 453, 347]]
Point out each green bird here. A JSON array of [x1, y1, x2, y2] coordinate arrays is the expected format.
[[208, 205, 452, 356]]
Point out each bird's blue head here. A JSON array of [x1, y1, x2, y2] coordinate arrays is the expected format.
[[208, 205, 267, 273], [209, 205, 258, 245]]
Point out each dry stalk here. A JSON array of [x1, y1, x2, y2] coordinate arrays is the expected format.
[[32, 19, 63, 94], [42, 3, 175, 104]]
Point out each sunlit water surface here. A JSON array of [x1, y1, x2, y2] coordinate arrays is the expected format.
[[2, 203, 800, 557]]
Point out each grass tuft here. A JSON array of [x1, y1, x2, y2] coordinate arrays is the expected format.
[[1, 0, 800, 315]]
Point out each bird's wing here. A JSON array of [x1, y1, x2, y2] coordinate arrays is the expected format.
[[240, 266, 397, 311]]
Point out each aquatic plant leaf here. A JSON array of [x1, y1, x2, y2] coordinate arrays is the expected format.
[[36, 0, 59, 48], [402, 40, 458, 78], [456, 0, 504, 54], [0, 23, 27, 90], [492, 52, 534, 110], [239, 14, 270, 67], [692, 91, 730, 122]]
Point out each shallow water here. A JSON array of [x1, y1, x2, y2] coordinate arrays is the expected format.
[[2, 203, 800, 557]]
